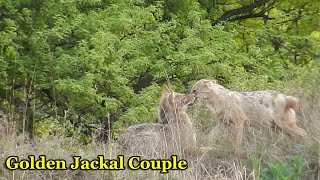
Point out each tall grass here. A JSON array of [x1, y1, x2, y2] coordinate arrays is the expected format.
[[0, 83, 319, 180]]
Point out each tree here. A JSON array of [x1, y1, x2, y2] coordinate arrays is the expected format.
[[0, 0, 318, 142]]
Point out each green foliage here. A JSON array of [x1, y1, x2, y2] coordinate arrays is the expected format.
[[249, 155, 306, 180], [261, 156, 305, 180], [0, 0, 318, 140]]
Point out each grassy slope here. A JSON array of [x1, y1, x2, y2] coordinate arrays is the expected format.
[[0, 86, 319, 180]]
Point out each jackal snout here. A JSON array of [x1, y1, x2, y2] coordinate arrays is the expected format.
[[170, 92, 196, 109], [184, 94, 196, 107], [191, 79, 217, 99], [162, 84, 196, 109]]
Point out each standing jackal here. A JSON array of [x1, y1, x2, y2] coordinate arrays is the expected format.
[[118, 85, 201, 157], [191, 79, 307, 149]]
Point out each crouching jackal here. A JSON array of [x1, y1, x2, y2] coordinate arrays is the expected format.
[[118, 85, 203, 157]]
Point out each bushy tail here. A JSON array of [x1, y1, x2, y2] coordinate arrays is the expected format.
[[285, 96, 299, 111]]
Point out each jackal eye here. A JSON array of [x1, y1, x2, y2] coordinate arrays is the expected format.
[[180, 96, 187, 104], [192, 89, 196, 93]]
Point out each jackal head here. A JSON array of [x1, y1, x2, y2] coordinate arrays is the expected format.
[[191, 79, 217, 98], [158, 85, 196, 124]]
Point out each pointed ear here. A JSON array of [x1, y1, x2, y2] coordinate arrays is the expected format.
[[204, 80, 214, 87], [162, 84, 171, 96], [204, 80, 212, 85]]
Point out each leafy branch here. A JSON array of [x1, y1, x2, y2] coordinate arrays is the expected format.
[[212, 0, 273, 25]]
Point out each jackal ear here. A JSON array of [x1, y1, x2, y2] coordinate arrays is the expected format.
[[203, 80, 215, 88], [211, 80, 217, 84], [168, 92, 174, 105], [203, 80, 212, 85], [162, 85, 171, 97]]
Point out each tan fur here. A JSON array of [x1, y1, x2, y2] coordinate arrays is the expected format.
[[285, 96, 299, 111], [118, 85, 206, 157], [191, 79, 307, 149]]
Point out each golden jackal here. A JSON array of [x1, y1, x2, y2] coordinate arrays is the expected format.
[[191, 79, 307, 148], [118, 85, 201, 156]]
